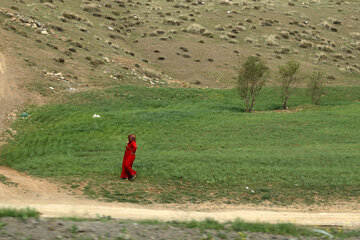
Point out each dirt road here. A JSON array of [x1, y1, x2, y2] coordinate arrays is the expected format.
[[0, 52, 26, 139], [1, 166, 359, 228]]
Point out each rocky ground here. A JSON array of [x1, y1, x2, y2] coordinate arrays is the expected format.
[[0, 217, 346, 240]]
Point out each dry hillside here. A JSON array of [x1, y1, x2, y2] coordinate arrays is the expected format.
[[0, 0, 359, 93]]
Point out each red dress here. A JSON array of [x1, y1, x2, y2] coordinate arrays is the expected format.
[[120, 141, 137, 179]]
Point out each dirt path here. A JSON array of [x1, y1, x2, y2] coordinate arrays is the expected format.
[[0, 52, 25, 138], [1, 167, 360, 228], [0, 53, 9, 133]]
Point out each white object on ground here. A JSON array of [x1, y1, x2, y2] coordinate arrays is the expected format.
[[313, 229, 333, 238], [93, 114, 101, 118]]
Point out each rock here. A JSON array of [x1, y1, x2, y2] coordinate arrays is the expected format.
[[62, 11, 82, 21], [355, 41, 360, 50], [350, 32, 360, 39], [157, 30, 165, 35], [163, 18, 182, 25], [280, 46, 290, 54], [228, 39, 238, 44], [187, 23, 206, 34], [227, 32, 236, 38], [90, 59, 105, 66], [202, 30, 214, 38], [48, 24, 64, 32], [82, 4, 101, 13], [178, 15, 188, 21], [40, 30, 49, 35], [79, 27, 88, 33], [333, 53, 345, 59], [341, 46, 352, 54], [215, 25, 225, 31], [103, 57, 111, 63], [316, 52, 327, 61], [299, 40, 312, 48], [317, 44, 334, 52], [261, 19, 273, 27], [149, 31, 158, 37], [266, 35, 278, 46], [279, 31, 289, 39], [245, 37, 253, 43], [219, 0, 232, 5], [43, 2, 56, 9], [234, 26, 246, 32]]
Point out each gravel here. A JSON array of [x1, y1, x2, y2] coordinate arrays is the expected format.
[[0, 217, 352, 240]]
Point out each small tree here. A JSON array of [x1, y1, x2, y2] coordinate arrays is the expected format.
[[307, 71, 325, 105], [278, 60, 301, 109], [238, 56, 268, 112]]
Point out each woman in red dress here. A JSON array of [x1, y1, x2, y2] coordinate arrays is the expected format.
[[120, 134, 137, 181]]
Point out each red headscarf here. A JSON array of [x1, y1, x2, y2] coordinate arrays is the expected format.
[[128, 134, 136, 142]]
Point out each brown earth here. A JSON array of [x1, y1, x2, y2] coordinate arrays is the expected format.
[[1, 166, 360, 229], [0, 52, 43, 143], [0, 52, 22, 137]]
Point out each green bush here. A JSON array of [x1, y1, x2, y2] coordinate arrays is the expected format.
[[237, 56, 268, 112], [0, 208, 40, 219]]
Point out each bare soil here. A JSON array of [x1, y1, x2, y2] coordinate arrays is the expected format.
[[0, 52, 21, 138], [0, 217, 327, 240], [0, 51, 43, 145]]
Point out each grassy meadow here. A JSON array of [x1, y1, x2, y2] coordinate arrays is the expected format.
[[1, 86, 359, 205]]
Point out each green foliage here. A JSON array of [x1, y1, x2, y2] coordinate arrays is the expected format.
[[1, 86, 360, 204], [278, 60, 302, 109], [95, 214, 113, 222], [0, 174, 18, 187], [169, 218, 225, 230], [232, 219, 315, 236], [0, 221, 6, 228], [307, 71, 326, 105], [329, 227, 360, 238], [216, 232, 228, 239], [237, 56, 268, 112], [69, 224, 79, 234], [0, 208, 40, 219]]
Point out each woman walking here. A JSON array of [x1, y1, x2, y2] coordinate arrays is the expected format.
[[120, 134, 137, 181]]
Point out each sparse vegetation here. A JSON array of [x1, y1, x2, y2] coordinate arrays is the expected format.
[[0, 174, 18, 187], [307, 71, 325, 105], [2, 215, 360, 239], [0, 1, 360, 236], [0, 208, 40, 219]]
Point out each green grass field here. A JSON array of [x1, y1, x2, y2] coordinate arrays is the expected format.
[[1, 86, 359, 204]]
